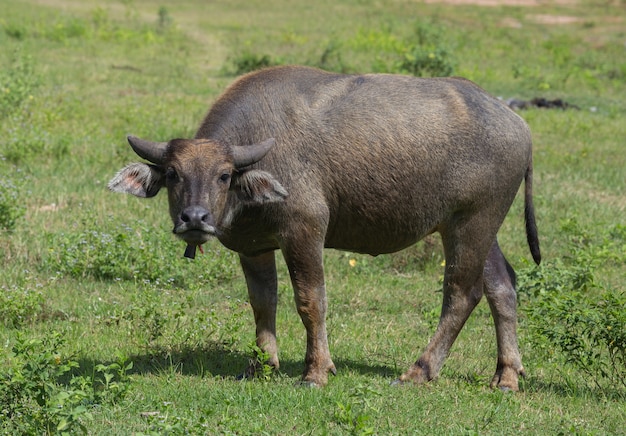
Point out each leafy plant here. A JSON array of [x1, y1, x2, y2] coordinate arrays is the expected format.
[[396, 46, 455, 77], [93, 356, 134, 405], [3, 22, 29, 40], [43, 218, 238, 286], [157, 6, 173, 32], [0, 332, 133, 434], [519, 222, 626, 398], [314, 20, 456, 76], [0, 172, 26, 232], [395, 20, 456, 77], [227, 51, 276, 75], [334, 384, 382, 435], [245, 342, 274, 381], [0, 48, 38, 119], [0, 280, 44, 328], [315, 38, 351, 73]]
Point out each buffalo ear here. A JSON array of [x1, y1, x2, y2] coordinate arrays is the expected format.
[[232, 169, 288, 204], [108, 163, 165, 198]]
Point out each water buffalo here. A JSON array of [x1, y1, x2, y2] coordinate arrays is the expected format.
[[109, 65, 541, 390]]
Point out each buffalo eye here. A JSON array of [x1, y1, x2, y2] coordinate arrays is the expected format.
[[218, 173, 231, 184], [165, 167, 178, 182]]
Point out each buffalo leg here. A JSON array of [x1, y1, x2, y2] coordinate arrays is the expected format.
[[240, 252, 280, 374], [281, 240, 336, 387], [398, 215, 495, 385], [483, 241, 525, 391]]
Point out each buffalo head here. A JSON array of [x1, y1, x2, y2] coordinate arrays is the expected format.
[[108, 136, 288, 255]]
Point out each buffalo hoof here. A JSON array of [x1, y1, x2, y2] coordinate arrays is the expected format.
[[301, 361, 337, 387], [390, 378, 407, 387], [490, 365, 525, 392], [395, 361, 433, 386], [390, 376, 431, 387]]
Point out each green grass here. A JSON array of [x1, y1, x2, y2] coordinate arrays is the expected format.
[[1, 0, 625, 434]]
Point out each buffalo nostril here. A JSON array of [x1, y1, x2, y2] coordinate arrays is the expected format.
[[181, 206, 210, 225]]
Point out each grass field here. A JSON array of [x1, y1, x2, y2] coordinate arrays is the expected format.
[[1, 0, 625, 434]]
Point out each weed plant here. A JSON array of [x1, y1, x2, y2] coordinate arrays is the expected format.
[[42, 217, 239, 286], [225, 18, 457, 77], [0, 278, 44, 328], [226, 51, 277, 75], [0, 332, 132, 435], [0, 48, 38, 120], [0, 172, 25, 232], [519, 221, 626, 398]]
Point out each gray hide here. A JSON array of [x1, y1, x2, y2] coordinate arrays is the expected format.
[[109, 65, 541, 390]]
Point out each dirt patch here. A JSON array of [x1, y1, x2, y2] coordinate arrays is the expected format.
[[528, 14, 583, 24], [38, 203, 63, 212], [423, 0, 587, 26], [424, 0, 538, 5], [499, 17, 523, 28], [423, 0, 578, 6]]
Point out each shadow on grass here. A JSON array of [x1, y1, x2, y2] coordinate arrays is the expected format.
[[73, 346, 623, 399], [522, 375, 626, 401], [68, 341, 624, 399], [73, 342, 397, 382]]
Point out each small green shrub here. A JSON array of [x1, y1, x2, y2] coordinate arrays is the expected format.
[[92, 357, 134, 405], [334, 384, 382, 436], [0, 332, 133, 435], [157, 6, 173, 32], [0, 48, 38, 119], [43, 218, 238, 287], [522, 275, 625, 396], [2, 22, 29, 40], [313, 20, 456, 76], [0, 281, 44, 328], [245, 342, 274, 381], [519, 222, 626, 398], [224, 19, 456, 77], [315, 39, 351, 73], [227, 51, 276, 75], [395, 20, 456, 77], [0, 172, 26, 232], [396, 46, 455, 77]]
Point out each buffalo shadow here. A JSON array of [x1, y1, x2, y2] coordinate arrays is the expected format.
[[73, 341, 396, 382]]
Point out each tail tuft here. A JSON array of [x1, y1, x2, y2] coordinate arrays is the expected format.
[[524, 162, 541, 265]]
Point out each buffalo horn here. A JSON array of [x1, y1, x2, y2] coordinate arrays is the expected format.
[[233, 138, 276, 168], [127, 135, 168, 164]]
